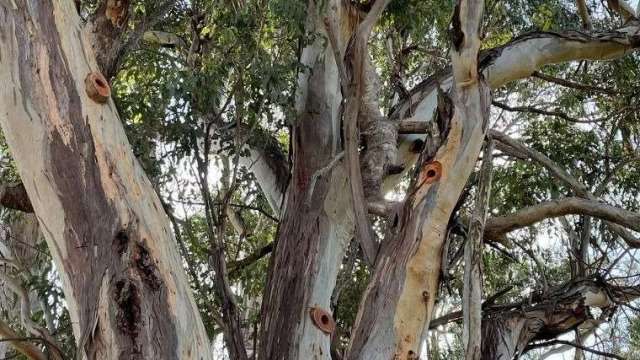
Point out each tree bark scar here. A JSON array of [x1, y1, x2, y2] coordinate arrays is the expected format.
[[133, 242, 162, 290], [113, 279, 141, 337], [451, 4, 464, 52]]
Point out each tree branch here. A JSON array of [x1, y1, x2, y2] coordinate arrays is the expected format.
[[490, 130, 640, 248], [532, 71, 615, 94], [484, 197, 640, 241], [526, 339, 624, 359], [0, 319, 48, 360]]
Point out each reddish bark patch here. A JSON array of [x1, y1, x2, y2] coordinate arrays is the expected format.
[[419, 161, 442, 185]]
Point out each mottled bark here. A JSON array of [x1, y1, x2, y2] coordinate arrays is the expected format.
[[258, 2, 354, 358], [0, 2, 210, 359]]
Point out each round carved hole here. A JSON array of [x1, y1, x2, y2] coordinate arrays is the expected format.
[[420, 161, 442, 185], [310, 307, 335, 334], [85, 72, 111, 104]]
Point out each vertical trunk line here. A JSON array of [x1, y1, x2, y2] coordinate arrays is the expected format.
[[463, 139, 494, 359]]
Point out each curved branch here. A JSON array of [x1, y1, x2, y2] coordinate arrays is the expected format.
[[490, 130, 640, 248], [388, 22, 640, 192], [0, 319, 48, 360], [484, 197, 640, 241]]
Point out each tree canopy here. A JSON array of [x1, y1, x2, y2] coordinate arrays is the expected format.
[[0, 0, 639, 359]]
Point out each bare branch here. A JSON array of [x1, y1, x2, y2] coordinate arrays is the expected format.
[[532, 71, 615, 94], [527, 339, 624, 359], [484, 197, 640, 241], [490, 130, 640, 248], [576, 0, 593, 30], [492, 101, 594, 123]]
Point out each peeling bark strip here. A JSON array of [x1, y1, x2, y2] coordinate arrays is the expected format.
[[0, 2, 210, 359]]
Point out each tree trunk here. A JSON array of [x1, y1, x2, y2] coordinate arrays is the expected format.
[[0, 2, 210, 358], [258, 2, 355, 359], [346, 1, 489, 358]]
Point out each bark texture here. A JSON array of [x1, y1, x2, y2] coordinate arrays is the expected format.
[[346, 1, 490, 357], [258, 2, 355, 358], [482, 279, 639, 359], [0, 2, 210, 358], [463, 140, 494, 360]]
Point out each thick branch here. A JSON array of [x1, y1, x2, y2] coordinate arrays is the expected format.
[[484, 197, 640, 241], [388, 22, 640, 194]]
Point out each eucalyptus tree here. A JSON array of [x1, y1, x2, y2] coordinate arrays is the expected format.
[[0, 0, 639, 359]]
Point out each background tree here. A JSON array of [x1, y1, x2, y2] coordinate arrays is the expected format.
[[0, 0, 639, 359]]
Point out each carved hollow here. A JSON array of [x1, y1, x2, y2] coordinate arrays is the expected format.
[[85, 72, 111, 103], [419, 161, 442, 185], [309, 307, 335, 334]]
